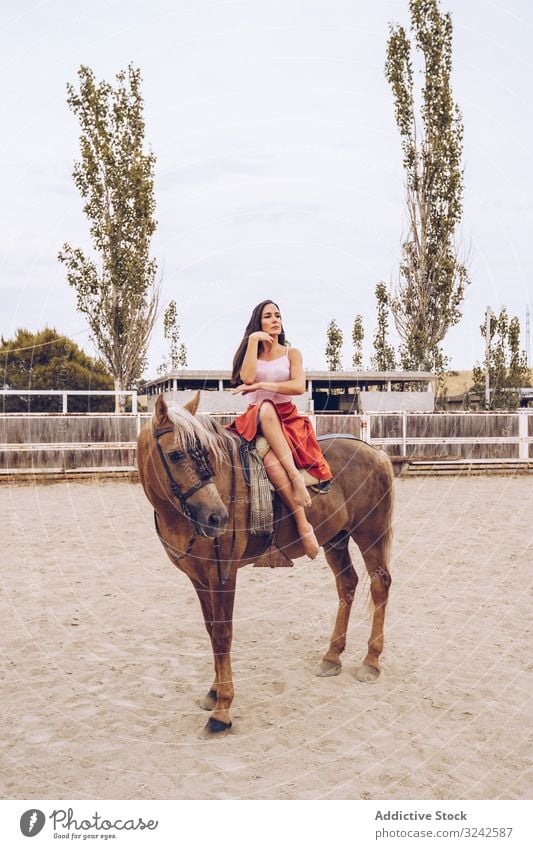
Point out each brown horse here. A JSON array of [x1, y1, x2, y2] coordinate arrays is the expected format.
[[137, 393, 394, 735]]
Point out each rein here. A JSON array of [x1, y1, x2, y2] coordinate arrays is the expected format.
[[152, 423, 237, 587], [153, 424, 215, 511]]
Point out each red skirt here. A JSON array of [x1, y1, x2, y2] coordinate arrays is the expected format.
[[227, 401, 332, 481]]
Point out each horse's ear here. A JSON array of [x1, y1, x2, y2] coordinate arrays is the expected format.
[[154, 394, 171, 427], [183, 391, 200, 417]]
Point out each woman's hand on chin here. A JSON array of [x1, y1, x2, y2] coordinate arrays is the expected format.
[[249, 331, 274, 348]]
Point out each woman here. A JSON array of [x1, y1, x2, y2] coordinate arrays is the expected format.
[[228, 300, 332, 559]]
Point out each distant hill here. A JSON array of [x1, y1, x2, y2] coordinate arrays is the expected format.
[[446, 369, 533, 399], [446, 371, 474, 398]]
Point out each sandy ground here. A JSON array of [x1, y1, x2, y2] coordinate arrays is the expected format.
[[1, 476, 531, 801]]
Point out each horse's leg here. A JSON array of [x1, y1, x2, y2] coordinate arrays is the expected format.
[[355, 534, 392, 682], [317, 537, 358, 677], [202, 576, 237, 736], [192, 582, 219, 711]]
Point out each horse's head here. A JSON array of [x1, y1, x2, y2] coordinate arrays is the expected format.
[[152, 393, 228, 538]]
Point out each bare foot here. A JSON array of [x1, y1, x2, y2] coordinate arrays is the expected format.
[[300, 524, 320, 559], [291, 473, 311, 508]]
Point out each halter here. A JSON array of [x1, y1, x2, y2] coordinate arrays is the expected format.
[[152, 423, 237, 587]]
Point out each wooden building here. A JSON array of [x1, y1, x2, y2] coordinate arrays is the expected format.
[[143, 369, 435, 413]]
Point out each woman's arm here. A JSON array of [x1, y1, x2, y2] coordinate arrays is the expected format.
[[233, 348, 306, 396], [239, 332, 273, 384]]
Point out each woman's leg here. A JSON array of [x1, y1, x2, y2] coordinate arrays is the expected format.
[[263, 451, 319, 559], [258, 402, 311, 507]]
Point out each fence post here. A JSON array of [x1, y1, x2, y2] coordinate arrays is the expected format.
[[518, 411, 528, 461], [62, 392, 68, 414], [402, 410, 407, 456], [360, 414, 370, 443], [131, 391, 137, 414]]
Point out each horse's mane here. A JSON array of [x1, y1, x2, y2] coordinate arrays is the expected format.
[[165, 407, 233, 468]]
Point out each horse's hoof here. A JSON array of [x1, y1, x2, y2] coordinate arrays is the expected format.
[[200, 717, 233, 738], [316, 660, 342, 677], [355, 664, 380, 682], [200, 689, 217, 711]]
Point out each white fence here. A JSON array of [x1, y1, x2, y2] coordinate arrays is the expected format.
[[0, 390, 138, 413], [1, 410, 532, 475], [357, 410, 532, 461]]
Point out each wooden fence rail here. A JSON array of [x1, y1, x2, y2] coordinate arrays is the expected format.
[[354, 411, 531, 461], [1, 412, 532, 475]]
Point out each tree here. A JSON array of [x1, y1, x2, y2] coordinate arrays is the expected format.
[[385, 0, 468, 371], [471, 308, 530, 410], [508, 315, 529, 397], [58, 64, 159, 411], [351, 315, 364, 368], [157, 300, 188, 376], [371, 283, 397, 370], [325, 320, 343, 371], [0, 328, 114, 412]]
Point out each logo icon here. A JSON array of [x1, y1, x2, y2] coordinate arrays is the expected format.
[[20, 810, 46, 837]]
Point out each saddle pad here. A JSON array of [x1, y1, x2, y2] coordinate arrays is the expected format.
[[246, 443, 275, 535]]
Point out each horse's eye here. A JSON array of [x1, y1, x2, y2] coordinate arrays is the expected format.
[[167, 450, 185, 463]]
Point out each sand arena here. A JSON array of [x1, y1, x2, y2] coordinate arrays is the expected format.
[[1, 476, 531, 800]]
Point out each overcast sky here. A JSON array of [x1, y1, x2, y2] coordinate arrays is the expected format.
[[1, 0, 532, 374]]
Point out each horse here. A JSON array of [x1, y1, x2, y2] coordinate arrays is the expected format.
[[137, 393, 394, 735]]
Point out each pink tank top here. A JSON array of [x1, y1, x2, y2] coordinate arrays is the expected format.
[[246, 352, 291, 405]]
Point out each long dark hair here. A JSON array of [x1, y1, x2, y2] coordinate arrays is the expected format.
[[231, 300, 286, 385]]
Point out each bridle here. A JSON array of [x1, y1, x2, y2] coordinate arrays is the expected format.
[[152, 424, 237, 587], [153, 424, 215, 516]]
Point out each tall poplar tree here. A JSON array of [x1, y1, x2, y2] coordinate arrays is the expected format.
[[351, 315, 364, 369], [371, 283, 397, 371], [385, 0, 468, 371], [325, 319, 343, 371], [157, 300, 188, 375], [58, 64, 159, 411], [471, 308, 530, 410]]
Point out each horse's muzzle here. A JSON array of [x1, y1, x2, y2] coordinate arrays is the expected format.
[[191, 505, 229, 538]]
